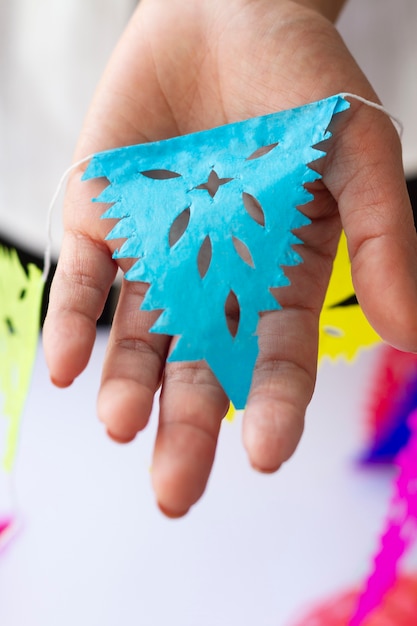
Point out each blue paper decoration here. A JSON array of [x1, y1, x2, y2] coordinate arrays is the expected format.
[[83, 94, 350, 407]]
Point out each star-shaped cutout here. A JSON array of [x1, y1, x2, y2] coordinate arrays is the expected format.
[[195, 170, 233, 198]]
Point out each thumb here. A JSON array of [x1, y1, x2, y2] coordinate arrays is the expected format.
[[326, 97, 417, 352]]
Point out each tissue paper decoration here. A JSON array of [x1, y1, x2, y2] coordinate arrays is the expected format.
[[222, 230, 380, 419], [0, 515, 18, 553], [0, 246, 43, 471], [290, 573, 417, 626], [349, 411, 417, 625], [318, 231, 381, 362], [84, 94, 350, 408], [361, 346, 417, 465]]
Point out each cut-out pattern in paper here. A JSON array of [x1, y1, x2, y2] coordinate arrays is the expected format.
[[84, 95, 350, 408], [318, 232, 381, 362], [0, 247, 43, 472]]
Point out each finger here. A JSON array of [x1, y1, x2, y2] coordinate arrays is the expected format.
[[97, 280, 170, 442], [242, 208, 340, 473], [326, 100, 417, 352], [43, 164, 125, 386], [242, 307, 317, 473], [43, 229, 117, 387], [152, 359, 229, 517]]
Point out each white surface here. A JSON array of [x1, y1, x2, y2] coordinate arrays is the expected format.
[[0, 331, 406, 626]]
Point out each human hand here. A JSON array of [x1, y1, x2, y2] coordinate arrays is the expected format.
[[43, 0, 417, 517]]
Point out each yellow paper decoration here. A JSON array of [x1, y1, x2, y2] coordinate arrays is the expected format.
[[225, 403, 237, 422], [0, 247, 44, 471], [318, 231, 381, 362]]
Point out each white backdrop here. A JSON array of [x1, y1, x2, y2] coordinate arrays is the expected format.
[[1, 331, 412, 626]]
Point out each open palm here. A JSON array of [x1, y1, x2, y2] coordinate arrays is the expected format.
[[43, 0, 417, 517]]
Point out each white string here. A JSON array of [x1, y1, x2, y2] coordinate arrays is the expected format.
[[42, 153, 95, 282], [340, 92, 404, 138]]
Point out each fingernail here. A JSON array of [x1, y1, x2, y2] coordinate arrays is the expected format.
[[50, 376, 73, 388], [251, 461, 282, 474], [157, 503, 190, 519], [106, 429, 135, 444]]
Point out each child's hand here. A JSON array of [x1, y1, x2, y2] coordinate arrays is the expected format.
[[43, 0, 417, 517]]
